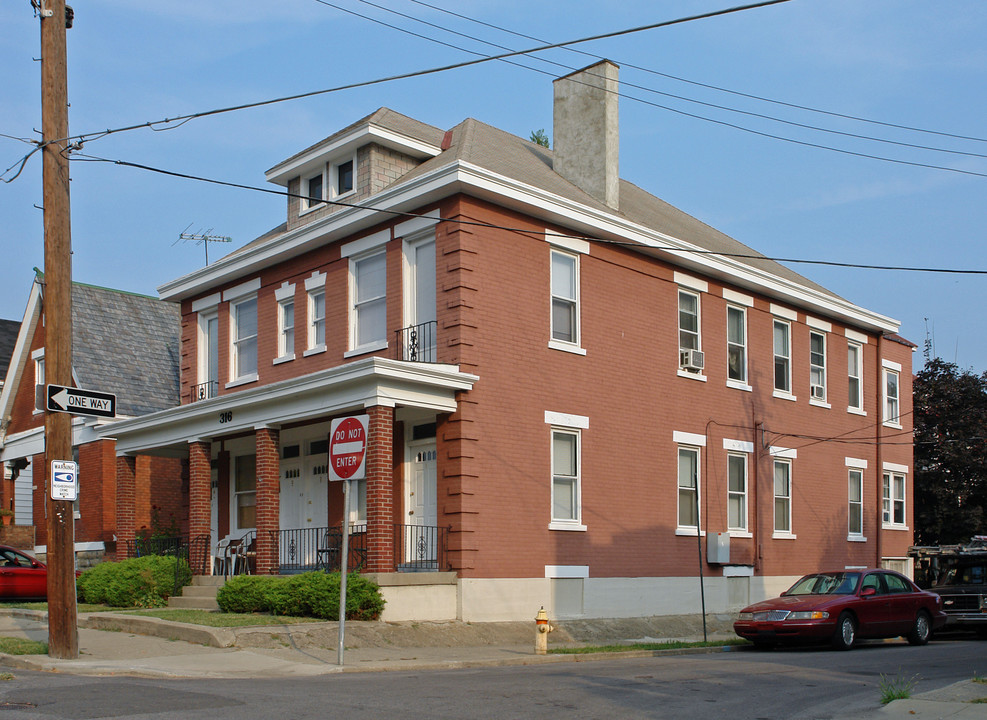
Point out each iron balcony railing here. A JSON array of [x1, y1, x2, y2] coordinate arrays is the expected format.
[[190, 381, 218, 403], [395, 321, 438, 363], [394, 523, 449, 572], [272, 524, 447, 574]]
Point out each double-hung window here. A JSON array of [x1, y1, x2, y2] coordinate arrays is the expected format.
[[773, 320, 792, 395], [848, 468, 864, 538], [332, 157, 355, 197], [677, 446, 701, 531], [883, 362, 901, 426], [551, 250, 579, 346], [847, 341, 863, 411], [726, 306, 747, 384], [278, 298, 294, 359], [773, 459, 792, 534], [727, 452, 747, 531], [678, 290, 700, 358], [883, 469, 906, 527], [304, 172, 323, 211], [551, 429, 580, 525], [351, 251, 387, 351], [303, 271, 327, 355], [231, 297, 258, 381], [809, 331, 826, 402]]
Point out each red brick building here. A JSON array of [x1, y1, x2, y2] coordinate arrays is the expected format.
[[94, 62, 913, 621], [0, 275, 183, 565]]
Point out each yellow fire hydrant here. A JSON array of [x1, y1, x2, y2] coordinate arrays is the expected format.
[[534, 606, 554, 655]]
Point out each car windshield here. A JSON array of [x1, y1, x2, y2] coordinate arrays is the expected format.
[[935, 563, 986, 587], [786, 572, 860, 595]]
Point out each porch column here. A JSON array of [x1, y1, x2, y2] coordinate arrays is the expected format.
[[255, 427, 280, 575], [365, 405, 394, 572], [188, 441, 211, 574], [115, 455, 136, 560]]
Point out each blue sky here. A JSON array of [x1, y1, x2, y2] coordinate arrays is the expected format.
[[2, 0, 985, 371]]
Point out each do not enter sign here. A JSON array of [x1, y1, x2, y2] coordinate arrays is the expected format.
[[329, 415, 369, 481]]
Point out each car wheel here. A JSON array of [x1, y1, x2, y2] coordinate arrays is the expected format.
[[906, 611, 931, 646], [832, 612, 856, 651]]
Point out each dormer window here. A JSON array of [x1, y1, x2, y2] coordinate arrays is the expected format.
[[304, 172, 324, 211], [332, 157, 355, 197]]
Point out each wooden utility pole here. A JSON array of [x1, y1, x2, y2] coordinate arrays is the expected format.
[[40, 0, 78, 659]]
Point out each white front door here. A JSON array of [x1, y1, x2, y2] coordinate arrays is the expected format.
[[405, 441, 437, 564], [279, 460, 303, 529]]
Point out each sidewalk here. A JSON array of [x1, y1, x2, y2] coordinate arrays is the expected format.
[[0, 609, 983, 718]]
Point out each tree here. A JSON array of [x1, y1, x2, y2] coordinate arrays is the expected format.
[[913, 357, 987, 544], [529, 129, 549, 147]]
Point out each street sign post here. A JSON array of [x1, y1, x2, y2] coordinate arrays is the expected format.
[[46, 384, 116, 419], [328, 414, 370, 667]]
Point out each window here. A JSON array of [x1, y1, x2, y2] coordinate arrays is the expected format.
[[32, 350, 44, 413], [884, 368, 900, 425], [773, 320, 791, 394], [308, 289, 325, 350], [678, 290, 700, 355], [847, 342, 863, 411], [883, 471, 906, 526], [552, 430, 580, 524], [774, 459, 792, 534], [304, 172, 323, 210], [277, 298, 294, 359], [350, 480, 367, 524], [351, 251, 386, 350], [231, 297, 257, 381], [196, 310, 219, 399], [234, 455, 257, 529], [677, 447, 700, 530], [726, 306, 746, 383], [551, 250, 579, 345], [809, 331, 826, 401], [727, 453, 747, 531], [333, 158, 354, 196], [848, 469, 864, 537]]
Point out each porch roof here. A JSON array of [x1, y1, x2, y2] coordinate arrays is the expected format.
[[98, 356, 477, 457]]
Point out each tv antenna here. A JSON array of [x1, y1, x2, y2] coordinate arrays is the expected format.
[[175, 224, 232, 265]]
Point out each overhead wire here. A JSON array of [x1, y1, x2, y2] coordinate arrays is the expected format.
[[69, 151, 987, 276]]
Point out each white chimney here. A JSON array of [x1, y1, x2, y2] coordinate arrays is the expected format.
[[552, 60, 619, 209]]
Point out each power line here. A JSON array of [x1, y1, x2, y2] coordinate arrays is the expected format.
[[70, 151, 987, 276], [407, 0, 987, 145]]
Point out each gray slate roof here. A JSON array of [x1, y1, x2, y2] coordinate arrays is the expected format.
[[0, 319, 20, 381], [71, 284, 180, 416]]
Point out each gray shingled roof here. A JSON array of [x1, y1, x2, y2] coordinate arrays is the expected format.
[[0, 319, 20, 381], [232, 108, 838, 301], [71, 284, 180, 416]]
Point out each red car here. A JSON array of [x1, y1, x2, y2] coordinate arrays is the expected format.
[[0, 545, 49, 600], [734, 569, 947, 650]]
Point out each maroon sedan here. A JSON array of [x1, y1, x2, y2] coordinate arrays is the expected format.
[[0, 545, 49, 600], [734, 569, 947, 650]]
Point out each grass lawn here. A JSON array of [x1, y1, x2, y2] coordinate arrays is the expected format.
[[0, 637, 47, 655], [123, 609, 324, 627]]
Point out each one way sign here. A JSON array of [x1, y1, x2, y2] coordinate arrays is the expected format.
[[46, 384, 116, 419]]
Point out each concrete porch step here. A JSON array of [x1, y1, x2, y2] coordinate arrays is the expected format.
[[168, 575, 224, 611]]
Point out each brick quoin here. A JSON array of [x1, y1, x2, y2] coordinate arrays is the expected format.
[[254, 427, 280, 575], [115, 456, 136, 560], [365, 406, 394, 572], [188, 441, 211, 573]]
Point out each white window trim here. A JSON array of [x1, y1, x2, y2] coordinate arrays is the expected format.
[[847, 467, 866, 541], [549, 426, 586, 531], [722, 288, 753, 307], [222, 278, 261, 303], [809, 329, 828, 407], [677, 288, 702, 355], [773, 318, 793, 398], [847, 340, 865, 414], [348, 249, 388, 355], [549, 248, 583, 353], [395, 209, 440, 238], [724, 439, 753, 535], [545, 565, 590, 578], [228, 295, 258, 387], [548, 233, 590, 256], [673, 431, 706, 447], [883, 366, 902, 428], [300, 169, 325, 215], [329, 153, 357, 199], [882, 467, 909, 530], [772, 458, 794, 538], [32, 348, 44, 415], [674, 271, 707, 293], [191, 292, 221, 313], [306, 279, 326, 356], [676, 445, 703, 535], [545, 411, 589, 429], [726, 304, 748, 388], [276, 296, 295, 363], [341, 229, 389, 258], [727, 450, 749, 533]]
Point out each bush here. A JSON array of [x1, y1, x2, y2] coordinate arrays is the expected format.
[[215, 571, 385, 621], [77, 556, 188, 608]]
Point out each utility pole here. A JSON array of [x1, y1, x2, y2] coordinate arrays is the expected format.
[[40, 0, 78, 659]]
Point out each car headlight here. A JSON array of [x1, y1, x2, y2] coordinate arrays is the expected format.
[[737, 612, 753, 621], [787, 611, 829, 620]]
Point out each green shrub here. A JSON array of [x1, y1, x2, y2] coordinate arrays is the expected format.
[[215, 571, 384, 620], [77, 556, 188, 608]]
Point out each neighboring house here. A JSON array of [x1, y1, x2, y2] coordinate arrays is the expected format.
[[0, 274, 182, 563], [96, 61, 914, 622], [0, 319, 19, 393]]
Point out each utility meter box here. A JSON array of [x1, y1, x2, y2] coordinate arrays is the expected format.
[[708, 532, 730, 564]]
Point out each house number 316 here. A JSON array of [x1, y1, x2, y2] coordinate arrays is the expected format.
[[219, 411, 233, 424]]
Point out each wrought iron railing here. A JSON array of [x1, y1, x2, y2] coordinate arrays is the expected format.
[[394, 523, 449, 571], [395, 321, 438, 363], [190, 381, 218, 403]]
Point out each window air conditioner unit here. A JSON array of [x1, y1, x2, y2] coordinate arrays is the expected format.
[[810, 384, 825, 400], [680, 349, 704, 371]]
